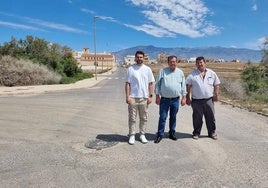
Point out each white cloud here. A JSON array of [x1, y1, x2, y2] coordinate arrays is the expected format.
[[124, 23, 176, 37], [81, 8, 96, 15], [252, 4, 257, 11], [126, 0, 220, 38], [81, 8, 118, 23], [0, 11, 88, 34], [98, 16, 118, 23], [0, 20, 45, 31], [24, 17, 88, 34]]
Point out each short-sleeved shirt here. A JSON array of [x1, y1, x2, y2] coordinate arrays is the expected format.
[[154, 67, 187, 98], [126, 64, 155, 98], [186, 68, 220, 99]]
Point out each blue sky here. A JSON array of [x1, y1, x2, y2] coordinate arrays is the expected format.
[[0, 0, 267, 53]]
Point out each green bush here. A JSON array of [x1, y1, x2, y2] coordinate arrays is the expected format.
[[60, 72, 93, 84], [242, 63, 268, 95]]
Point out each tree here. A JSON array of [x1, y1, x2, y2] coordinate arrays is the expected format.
[[241, 64, 264, 92], [241, 36, 268, 102], [261, 36, 268, 65], [0, 37, 21, 57]]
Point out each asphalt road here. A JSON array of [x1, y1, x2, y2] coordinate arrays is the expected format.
[[0, 67, 267, 188]]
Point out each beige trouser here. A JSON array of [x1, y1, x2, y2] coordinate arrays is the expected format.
[[128, 98, 148, 136]]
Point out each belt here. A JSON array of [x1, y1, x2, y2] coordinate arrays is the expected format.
[[192, 97, 213, 101], [161, 96, 179, 100]]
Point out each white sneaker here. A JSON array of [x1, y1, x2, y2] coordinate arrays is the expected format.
[[140, 135, 148, 144], [128, 135, 135, 145]]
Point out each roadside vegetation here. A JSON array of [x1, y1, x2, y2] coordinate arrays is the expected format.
[[241, 38, 268, 104], [0, 56, 61, 86], [238, 37, 268, 114], [0, 36, 93, 86]]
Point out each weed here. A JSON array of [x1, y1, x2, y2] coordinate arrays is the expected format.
[[0, 56, 61, 86]]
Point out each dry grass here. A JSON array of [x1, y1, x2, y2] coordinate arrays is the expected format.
[[0, 56, 61, 86], [150, 62, 246, 78]]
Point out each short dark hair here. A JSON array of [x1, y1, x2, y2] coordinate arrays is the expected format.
[[196, 56, 205, 62], [168, 55, 177, 62], [135, 51, 145, 57]]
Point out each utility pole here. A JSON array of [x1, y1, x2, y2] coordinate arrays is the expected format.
[[93, 16, 99, 80]]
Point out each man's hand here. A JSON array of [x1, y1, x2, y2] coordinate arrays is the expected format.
[[155, 95, 160, 105], [181, 96, 186, 106], [186, 97, 191, 106], [213, 95, 218, 102], [126, 96, 131, 104], [147, 97, 152, 104]]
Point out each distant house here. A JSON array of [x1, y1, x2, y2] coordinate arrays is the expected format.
[[124, 55, 135, 65], [231, 59, 240, 63], [72, 46, 115, 70], [187, 57, 196, 63], [217, 59, 225, 62]]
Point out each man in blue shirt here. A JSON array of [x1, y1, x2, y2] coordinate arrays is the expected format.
[[154, 55, 187, 143]]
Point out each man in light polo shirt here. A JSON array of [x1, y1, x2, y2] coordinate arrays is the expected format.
[[186, 56, 221, 140], [154, 55, 187, 143]]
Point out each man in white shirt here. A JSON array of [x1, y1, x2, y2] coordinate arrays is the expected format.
[[186, 56, 220, 140], [125, 51, 155, 145]]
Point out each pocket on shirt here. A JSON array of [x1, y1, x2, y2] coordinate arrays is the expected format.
[[176, 78, 183, 85], [207, 77, 214, 85]]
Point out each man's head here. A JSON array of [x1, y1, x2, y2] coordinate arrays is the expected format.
[[167, 55, 177, 71], [195, 56, 206, 71], [135, 51, 145, 65]]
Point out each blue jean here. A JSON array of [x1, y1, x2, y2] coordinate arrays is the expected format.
[[157, 97, 180, 136]]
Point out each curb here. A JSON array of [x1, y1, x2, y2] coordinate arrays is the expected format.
[[0, 67, 116, 96]]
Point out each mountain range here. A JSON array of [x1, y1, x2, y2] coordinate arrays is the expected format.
[[113, 45, 263, 63]]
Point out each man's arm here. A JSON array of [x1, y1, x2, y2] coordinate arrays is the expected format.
[[147, 82, 154, 104], [186, 84, 192, 105], [125, 82, 131, 104], [180, 74, 187, 106], [213, 84, 220, 102]]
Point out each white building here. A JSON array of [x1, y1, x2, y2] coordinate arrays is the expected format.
[[124, 55, 136, 65], [187, 57, 196, 63]]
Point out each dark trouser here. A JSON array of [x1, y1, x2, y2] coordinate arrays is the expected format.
[[191, 98, 216, 136]]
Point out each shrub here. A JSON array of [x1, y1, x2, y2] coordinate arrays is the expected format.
[[60, 72, 93, 84], [220, 77, 246, 99], [0, 56, 61, 86]]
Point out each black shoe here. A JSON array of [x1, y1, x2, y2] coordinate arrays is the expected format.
[[169, 133, 177, 141], [154, 135, 163, 143], [209, 133, 218, 140]]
